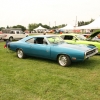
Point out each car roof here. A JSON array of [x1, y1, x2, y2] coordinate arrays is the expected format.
[[20, 35, 58, 41], [30, 35, 57, 38]]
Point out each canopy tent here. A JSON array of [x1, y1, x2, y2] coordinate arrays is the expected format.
[[33, 26, 47, 33], [60, 24, 74, 30], [76, 17, 100, 29], [34, 26, 46, 30], [76, 25, 91, 29], [59, 24, 80, 33]]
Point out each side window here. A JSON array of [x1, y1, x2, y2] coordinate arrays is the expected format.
[[16, 31, 19, 34], [47, 37, 60, 44], [20, 31, 24, 34], [35, 38, 44, 44], [26, 37, 47, 44], [10, 31, 15, 34], [26, 38, 35, 43], [43, 38, 48, 44], [60, 35, 64, 39], [64, 35, 73, 40]]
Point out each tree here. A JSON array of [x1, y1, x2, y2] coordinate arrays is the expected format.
[[78, 19, 94, 26], [0, 27, 1, 31], [0, 27, 5, 31], [52, 24, 66, 29], [6, 25, 10, 29], [12, 25, 26, 31], [28, 23, 38, 32], [28, 23, 51, 32], [42, 24, 51, 29]]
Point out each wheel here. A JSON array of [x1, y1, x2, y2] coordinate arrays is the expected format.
[[17, 49, 25, 59], [58, 55, 71, 67], [9, 37, 13, 41]]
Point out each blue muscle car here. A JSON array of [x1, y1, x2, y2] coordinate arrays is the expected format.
[[8, 35, 98, 67]]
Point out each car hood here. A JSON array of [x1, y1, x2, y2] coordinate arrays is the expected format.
[[59, 43, 93, 52], [86, 30, 100, 40]]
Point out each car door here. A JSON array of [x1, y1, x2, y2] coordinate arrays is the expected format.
[[31, 44, 51, 58], [26, 37, 51, 58], [16, 31, 25, 39]]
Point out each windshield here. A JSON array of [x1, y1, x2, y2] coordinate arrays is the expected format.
[[47, 36, 65, 44], [76, 34, 86, 40]]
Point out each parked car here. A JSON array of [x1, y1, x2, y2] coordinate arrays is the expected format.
[[1, 29, 29, 41], [82, 34, 100, 42], [0, 34, 2, 40], [82, 34, 91, 38], [86, 31, 100, 41], [59, 30, 100, 53], [8, 35, 98, 67], [0, 31, 3, 40]]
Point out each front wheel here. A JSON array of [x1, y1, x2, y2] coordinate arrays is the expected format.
[[17, 49, 25, 59], [58, 55, 71, 67]]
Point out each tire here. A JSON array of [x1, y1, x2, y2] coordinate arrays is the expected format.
[[17, 49, 25, 59], [9, 37, 13, 41], [58, 55, 71, 67]]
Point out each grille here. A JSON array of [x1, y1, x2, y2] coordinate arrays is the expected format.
[[85, 48, 98, 58], [86, 49, 96, 56]]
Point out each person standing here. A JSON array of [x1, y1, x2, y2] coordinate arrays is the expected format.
[[43, 30, 47, 35]]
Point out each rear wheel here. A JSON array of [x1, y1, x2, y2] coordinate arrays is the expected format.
[[58, 55, 71, 67], [17, 49, 25, 59], [9, 37, 13, 41]]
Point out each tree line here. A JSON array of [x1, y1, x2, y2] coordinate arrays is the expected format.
[[0, 19, 94, 32]]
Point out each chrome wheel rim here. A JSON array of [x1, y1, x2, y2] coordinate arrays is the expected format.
[[59, 55, 67, 66], [9, 37, 13, 41], [17, 50, 23, 58]]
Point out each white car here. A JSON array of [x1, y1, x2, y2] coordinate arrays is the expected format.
[[2, 30, 29, 41]]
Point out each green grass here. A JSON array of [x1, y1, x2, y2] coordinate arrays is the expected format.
[[0, 41, 100, 100]]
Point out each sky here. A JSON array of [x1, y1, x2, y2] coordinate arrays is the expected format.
[[0, 0, 100, 28]]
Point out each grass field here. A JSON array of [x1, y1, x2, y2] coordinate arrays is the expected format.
[[0, 41, 100, 100]]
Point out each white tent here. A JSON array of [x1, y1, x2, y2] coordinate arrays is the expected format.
[[60, 24, 74, 30], [76, 17, 100, 29], [34, 26, 46, 30], [33, 26, 47, 33], [76, 25, 91, 29]]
